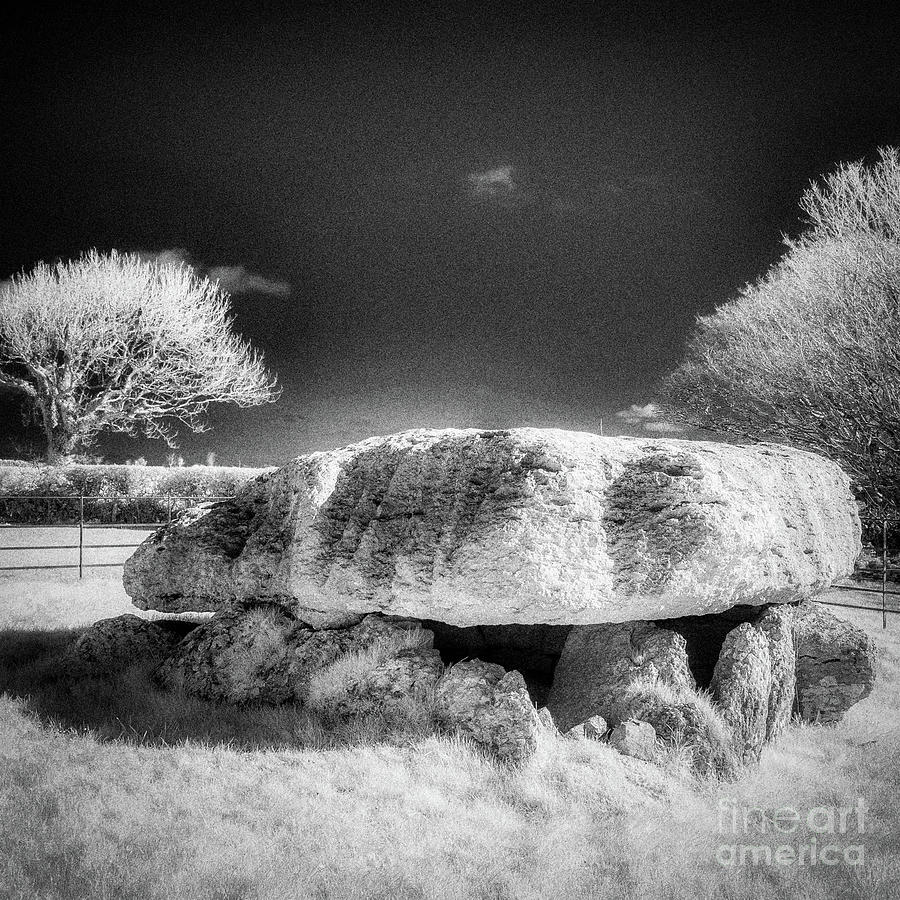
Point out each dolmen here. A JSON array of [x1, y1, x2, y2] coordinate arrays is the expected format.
[[97, 428, 875, 769]]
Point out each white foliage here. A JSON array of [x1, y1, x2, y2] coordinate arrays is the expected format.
[[0, 250, 279, 459]]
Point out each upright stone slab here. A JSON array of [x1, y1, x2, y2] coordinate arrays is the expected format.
[[125, 428, 859, 627], [711, 623, 772, 762], [755, 605, 796, 741], [792, 601, 877, 724], [546, 621, 695, 731]]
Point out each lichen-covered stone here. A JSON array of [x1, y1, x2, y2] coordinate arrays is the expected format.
[[124, 429, 859, 626], [434, 659, 540, 762], [546, 621, 696, 731], [64, 614, 177, 675], [711, 623, 772, 762], [327, 648, 444, 718], [608, 720, 658, 761], [792, 601, 876, 724], [154, 606, 432, 704]]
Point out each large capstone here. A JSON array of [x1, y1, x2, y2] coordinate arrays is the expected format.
[[124, 428, 859, 626]]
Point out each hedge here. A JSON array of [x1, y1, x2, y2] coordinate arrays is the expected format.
[[0, 461, 274, 525]]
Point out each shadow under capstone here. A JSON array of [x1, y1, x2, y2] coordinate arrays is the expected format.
[[422, 620, 572, 706], [657, 604, 767, 689], [421, 605, 770, 705]]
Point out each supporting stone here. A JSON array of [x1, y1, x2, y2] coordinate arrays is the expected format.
[[792, 601, 876, 724], [711, 623, 772, 762], [546, 620, 695, 732], [433, 659, 541, 762]]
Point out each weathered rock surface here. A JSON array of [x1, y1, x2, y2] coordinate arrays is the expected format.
[[124, 428, 859, 626], [64, 614, 178, 675], [323, 648, 444, 718], [792, 601, 877, 724], [608, 720, 658, 761], [155, 605, 432, 704], [434, 659, 541, 761], [659, 605, 764, 688], [565, 715, 609, 741], [711, 623, 772, 762], [546, 621, 695, 731]]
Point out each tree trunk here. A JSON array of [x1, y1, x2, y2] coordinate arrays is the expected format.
[[38, 400, 77, 464]]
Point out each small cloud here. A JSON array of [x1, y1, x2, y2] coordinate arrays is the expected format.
[[136, 249, 291, 297], [616, 403, 658, 425], [615, 403, 686, 434], [466, 165, 522, 204], [207, 265, 291, 298]]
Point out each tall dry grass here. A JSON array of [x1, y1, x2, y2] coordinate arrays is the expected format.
[[0, 581, 898, 899]]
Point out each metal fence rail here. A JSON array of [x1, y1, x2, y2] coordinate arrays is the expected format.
[[0, 494, 233, 577], [796, 518, 900, 628]]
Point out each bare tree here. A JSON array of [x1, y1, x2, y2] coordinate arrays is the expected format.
[[661, 149, 900, 515], [0, 250, 280, 462]]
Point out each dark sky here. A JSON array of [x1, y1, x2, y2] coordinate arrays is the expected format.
[[3, 2, 900, 466]]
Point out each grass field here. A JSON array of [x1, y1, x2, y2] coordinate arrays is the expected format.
[[1, 572, 898, 899]]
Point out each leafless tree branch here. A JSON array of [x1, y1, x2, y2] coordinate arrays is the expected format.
[[0, 249, 280, 461], [661, 149, 900, 515]]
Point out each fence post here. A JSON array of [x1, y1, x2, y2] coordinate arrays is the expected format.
[[78, 493, 84, 579], [883, 519, 888, 630], [167, 495, 173, 525]]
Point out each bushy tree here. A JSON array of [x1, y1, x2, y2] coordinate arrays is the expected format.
[[661, 148, 900, 515], [0, 250, 280, 461]]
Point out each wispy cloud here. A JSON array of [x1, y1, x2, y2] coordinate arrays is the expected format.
[[463, 165, 626, 217], [206, 265, 291, 298], [461, 161, 706, 220], [138, 248, 291, 297], [615, 402, 686, 434], [466, 165, 523, 204]]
